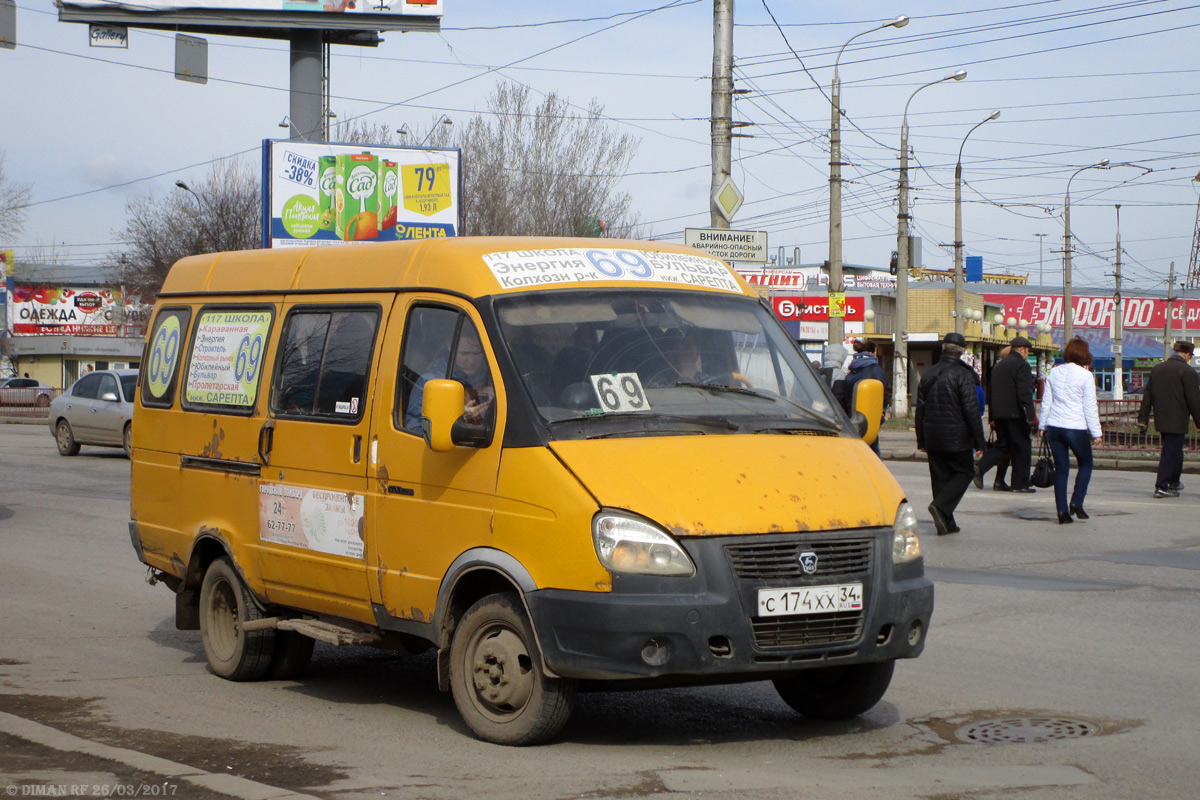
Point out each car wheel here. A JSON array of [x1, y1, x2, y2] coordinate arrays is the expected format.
[[449, 592, 576, 746], [36, 393, 51, 407], [773, 660, 895, 720], [199, 557, 275, 681], [122, 423, 132, 458], [55, 420, 80, 456]]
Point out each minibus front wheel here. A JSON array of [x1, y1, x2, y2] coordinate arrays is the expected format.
[[449, 592, 577, 746], [199, 557, 276, 681], [773, 660, 895, 720]]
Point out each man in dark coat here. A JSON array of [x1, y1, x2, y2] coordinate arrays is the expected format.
[[915, 332, 987, 535], [844, 339, 887, 455], [1138, 340, 1200, 498], [975, 336, 1037, 493]]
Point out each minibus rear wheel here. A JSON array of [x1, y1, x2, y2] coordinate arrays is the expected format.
[[449, 592, 577, 746], [199, 557, 276, 681], [773, 660, 895, 720]]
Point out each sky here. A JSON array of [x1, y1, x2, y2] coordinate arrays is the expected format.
[[4, 0, 1200, 292]]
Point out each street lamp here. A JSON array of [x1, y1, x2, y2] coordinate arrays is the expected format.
[[893, 68, 966, 418], [420, 115, 453, 146], [828, 14, 909, 346], [174, 180, 210, 252], [953, 109, 1000, 335], [1062, 160, 1152, 341], [1062, 159, 1109, 341]]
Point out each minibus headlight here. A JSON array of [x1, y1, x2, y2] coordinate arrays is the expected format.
[[892, 501, 922, 564], [592, 513, 696, 577]]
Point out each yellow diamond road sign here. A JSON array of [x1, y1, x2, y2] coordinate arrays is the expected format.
[[713, 176, 743, 222]]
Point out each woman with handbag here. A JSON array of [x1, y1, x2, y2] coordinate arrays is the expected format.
[[1038, 337, 1103, 524]]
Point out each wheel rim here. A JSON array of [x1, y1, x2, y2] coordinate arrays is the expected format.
[[123, 426, 132, 455], [56, 423, 71, 451], [204, 577, 241, 663], [465, 623, 535, 721]]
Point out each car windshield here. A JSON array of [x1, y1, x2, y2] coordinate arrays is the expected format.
[[494, 289, 847, 440]]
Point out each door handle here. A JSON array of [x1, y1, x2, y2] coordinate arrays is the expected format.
[[352, 435, 362, 463], [258, 419, 276, 464]]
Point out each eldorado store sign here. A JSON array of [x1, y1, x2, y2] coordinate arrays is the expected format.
[[986, 294, 1199, 331]]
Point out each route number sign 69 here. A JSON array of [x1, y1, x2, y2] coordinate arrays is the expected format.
[[589, 372, 650, 413]]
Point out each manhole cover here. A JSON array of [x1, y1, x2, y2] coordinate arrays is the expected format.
[[956, 717, 1099, 744]]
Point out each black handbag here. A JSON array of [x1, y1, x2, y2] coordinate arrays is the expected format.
[[1031, 438, 1056, 488]]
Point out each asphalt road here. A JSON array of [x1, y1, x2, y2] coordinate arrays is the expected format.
[[2, 423, 1198, 799]]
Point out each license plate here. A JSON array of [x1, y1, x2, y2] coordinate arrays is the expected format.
[[757, 583, 863, 617]]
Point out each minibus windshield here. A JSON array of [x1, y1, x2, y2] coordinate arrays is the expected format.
[[494, 289, 847, 438]]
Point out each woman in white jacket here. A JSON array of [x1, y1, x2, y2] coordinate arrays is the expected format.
[[1038, 337, 1103, 524]]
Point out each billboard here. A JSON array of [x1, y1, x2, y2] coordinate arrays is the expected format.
[[986, 294, 1199, 332], [771, 295, 866, 322], [736, 267, 896, 291], [59, 0, 441, 35], [263, 140, 461, 249], [12, 286, 121, 335]]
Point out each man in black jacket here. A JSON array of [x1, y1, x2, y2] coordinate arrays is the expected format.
[[975, 336, 1037, 493], [1138, 340, 1200, 498], [915, 332, 987, 535]]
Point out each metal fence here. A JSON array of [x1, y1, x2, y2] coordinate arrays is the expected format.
[[0, 387, 64, 417], [1087, 399, 1199, 453]]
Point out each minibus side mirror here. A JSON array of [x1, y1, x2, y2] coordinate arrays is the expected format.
[[852, 378, 884, 445], [421, 379, 466, 452]]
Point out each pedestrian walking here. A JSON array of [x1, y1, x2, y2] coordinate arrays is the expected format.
[[844, 339, 887, 455], [975, 336, 1037, 493], [1137, 340, 1200, 498], [915, 332, 986, 536], [1038, 337, 1103, 524], [975, 345, 1014, 490]]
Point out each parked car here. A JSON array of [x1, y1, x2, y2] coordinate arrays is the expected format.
[[0, 377, 55, 407], [48, 369, 138, 457]]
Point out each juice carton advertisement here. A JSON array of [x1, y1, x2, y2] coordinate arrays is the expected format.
[[265, 140, 460, 248], [335, 152, 379, 241], [318, 156, 336, 232]]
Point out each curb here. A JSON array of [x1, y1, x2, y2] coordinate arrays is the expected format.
[[0, 711, 321, 800]]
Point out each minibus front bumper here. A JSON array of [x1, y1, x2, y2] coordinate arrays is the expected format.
[[524, 529, 933, 682]]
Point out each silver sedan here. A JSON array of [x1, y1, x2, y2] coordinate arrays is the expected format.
[[48, 369, 139, 457]]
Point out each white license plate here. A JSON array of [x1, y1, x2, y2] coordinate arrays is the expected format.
[[757, 583, 863, 617]]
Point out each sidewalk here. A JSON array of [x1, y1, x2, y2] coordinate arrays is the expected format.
[[877, 426, 1199, 474]]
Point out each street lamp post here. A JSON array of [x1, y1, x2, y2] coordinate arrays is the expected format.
[[894, 68, 966, 418], [828, 14, 909, 346], [1062, 159, 1109, 342], [1035, 232, 1048, 286], [953, 109, 1000, 335], [174, 179, 210, 252]]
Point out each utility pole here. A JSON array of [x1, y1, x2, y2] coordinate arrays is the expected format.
[[1112, 206, 1123, 400], [710, 0, 733, 230], [1035, 233, 1048, 287], [1163, 262, 1175, 360]]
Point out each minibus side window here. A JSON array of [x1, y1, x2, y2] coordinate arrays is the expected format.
[[397, 307, 493, 435], [271, 307, 380, 421], [141, 308, 191, 408]]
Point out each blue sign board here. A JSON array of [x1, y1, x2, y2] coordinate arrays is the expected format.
[[965, 255, 983, 282]]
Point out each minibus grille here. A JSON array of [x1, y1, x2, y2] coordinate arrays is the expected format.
[[724, 536, 874, 581], [750, 611, 863, 649]]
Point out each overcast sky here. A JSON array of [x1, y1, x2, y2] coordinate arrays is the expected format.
[[4, 0, 1200, 291]]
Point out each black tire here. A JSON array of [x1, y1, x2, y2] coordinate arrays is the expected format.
[[266, 631, 315, 680], [55, 420, 80, 456], [122, 423, 132, 458], [773, 660, 896, 720], [449, 592, 577, 746], [199, 557, 275, 681]]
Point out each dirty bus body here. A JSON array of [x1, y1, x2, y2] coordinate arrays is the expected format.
[[129, 236, 932, 745]]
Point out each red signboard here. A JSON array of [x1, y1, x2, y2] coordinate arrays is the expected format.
[[772, 295, 866, 322], [986, 294, 1199, 331]]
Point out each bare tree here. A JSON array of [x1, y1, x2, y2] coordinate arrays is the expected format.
[[0, 151, 32, 243], [332, 82, 642, 238], [456, 82, 641, 237], [114, 158, 261, 298]]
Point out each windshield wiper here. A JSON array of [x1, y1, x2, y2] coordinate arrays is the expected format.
[[673, 382, 842, 430], [550, 411, 738, 433]]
